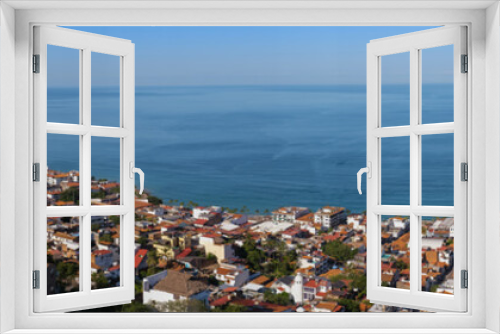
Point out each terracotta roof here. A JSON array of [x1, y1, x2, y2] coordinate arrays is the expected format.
[[315, 301, 341, 312], [154, 271, 208, 297], [304, 280, 318, 288], [210, 295, 231, 307], [135, 249, 148, 269], [250, 275, 272, 285], [216, 267, 234, 276], [425, 250, 438, 265], [176, 248, 192, 260], [135, 200, 153, 209]]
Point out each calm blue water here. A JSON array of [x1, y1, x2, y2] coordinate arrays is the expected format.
[[47, 84, 454, 212]]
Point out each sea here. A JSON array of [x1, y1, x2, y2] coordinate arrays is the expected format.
[[47, 84, 454, 213]]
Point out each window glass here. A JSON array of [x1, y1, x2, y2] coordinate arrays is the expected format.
[[91, 52, 121, 127], [47, 134, 80, 206], [47, 216, 80, 295], [381, 52, 410, 127], [47, 45, 80, 124], [421, 216, 454, 294], [421, 45, 454, 124]]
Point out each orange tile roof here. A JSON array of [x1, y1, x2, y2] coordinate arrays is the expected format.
[[134, 249, 148, 269]]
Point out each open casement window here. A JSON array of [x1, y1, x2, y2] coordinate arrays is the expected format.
[[33, 26, 138, 312], [364, 26, 467, 312]]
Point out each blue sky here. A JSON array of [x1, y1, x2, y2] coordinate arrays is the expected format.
[[49, 26, 453, 86]]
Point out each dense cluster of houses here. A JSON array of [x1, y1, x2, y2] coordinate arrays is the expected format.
[[46, 169, 455, 311]]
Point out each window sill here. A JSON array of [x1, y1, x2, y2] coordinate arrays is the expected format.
[[4, 329, 498, 334]]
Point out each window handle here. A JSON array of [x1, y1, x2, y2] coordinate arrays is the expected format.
[[129, 162, 145, 194], [357, 162, 371, 195]]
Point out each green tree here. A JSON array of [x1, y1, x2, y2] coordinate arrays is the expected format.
[[91, 272, 109, 289], [322, 240, 358, 264], [100, 234, 113, 243], [121, 300, 154, 312], [56, 261, 78, 280], [109, 215, 120, 225], [148, 195, 163, 206], [147, 249, 158, 268], [136, 237, 148, 247], [59, 187, 79, 203], [212, 304, 247, 312], [206, 252, 217, 261], [91, 189, 107, 199], [208, 275, 220, 286], [153, 299, 207, 312], [338, 298, 360, 312], [263, 290, 291, 305]]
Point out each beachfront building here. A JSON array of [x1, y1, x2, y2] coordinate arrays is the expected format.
[[314, 206, 347, 231], [272, 207, 309, 224]]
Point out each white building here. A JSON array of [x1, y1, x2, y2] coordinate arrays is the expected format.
[[214, 263, 249, 287], [222, 213, 248, 226], [427, 218, 454, 238], [314, 206, 346, 230], [290, 274, 304, 305], [251, 221, 294, 235], [272, 207, 309, 223], [192, 206, 222, 219]]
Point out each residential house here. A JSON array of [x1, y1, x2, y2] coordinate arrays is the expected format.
[[143, 270, 211, 307]]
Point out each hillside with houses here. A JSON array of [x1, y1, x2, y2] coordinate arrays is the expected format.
[[46, 169, 455, 312]]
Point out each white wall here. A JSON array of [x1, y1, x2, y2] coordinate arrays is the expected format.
[[0, 2, 16, 332], [484, 2, 500, 333]]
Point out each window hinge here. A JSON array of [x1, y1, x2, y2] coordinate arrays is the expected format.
[[461, 270, 468, 289], [33, 163, 40, 182], [33, 54, 40, 73], [461, 162, 468, 182], [33, 270, 40, 289], [461, 54, 468, 73]]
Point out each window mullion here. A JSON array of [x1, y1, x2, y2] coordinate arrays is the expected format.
[[409, 47, 420, 294], [81, 48, 92, 293]]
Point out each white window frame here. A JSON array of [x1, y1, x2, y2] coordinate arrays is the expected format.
[[33, 26, 136, 312], [1, 2, 499, 333], [365, 26, 468, 312]]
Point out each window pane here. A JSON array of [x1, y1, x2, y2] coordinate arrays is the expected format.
[[47, 45, 80, 124], [47, 134, 80, 206], [421, 134, 454, 206], [92, 52, 120, 127], [91, 137, 121, 206], [421, 45, 454, 124], [421, 216, 454, 294], [91, 215, 121, 290], [381, 137, 410, 205], [381, 52, 410, 127], [381, 215, 410, 290], [47, 216, 80, 295]]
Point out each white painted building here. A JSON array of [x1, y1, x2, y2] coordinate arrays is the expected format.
[[314, 206, 346, 230], [291, 274, 304, 305], [214, 263, 249, 287], [192, 206, 222, 219], [272, 207, 309, 223]]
